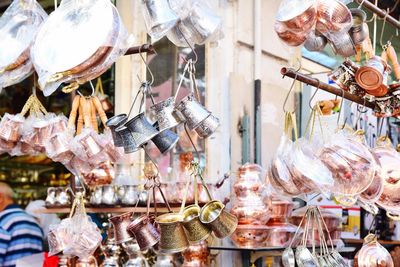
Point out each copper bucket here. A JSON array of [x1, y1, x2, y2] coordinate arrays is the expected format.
[[200, 200, 238, 239], [155, 213, 189, 253], [109, 212, 134, 244], [127, 214, 160, 251]]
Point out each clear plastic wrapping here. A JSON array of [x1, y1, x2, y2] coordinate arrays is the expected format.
[[48, 195, 102, 259], [0, 113, 25, 153], [318, 130, 376, 198], [31, 0, 134, 96], [0, 0, 47, 90]]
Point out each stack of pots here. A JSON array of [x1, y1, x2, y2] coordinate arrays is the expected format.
[[230, 164, 271, 248], [264, 197, 297, 247], [290, 206, 342, 246]]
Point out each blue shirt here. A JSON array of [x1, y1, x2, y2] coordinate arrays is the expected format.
[[0, 204, 44, 267]]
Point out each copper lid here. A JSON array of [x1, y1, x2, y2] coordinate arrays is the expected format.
[[355, 66, 383, 90], [365, 84, 388, 97]]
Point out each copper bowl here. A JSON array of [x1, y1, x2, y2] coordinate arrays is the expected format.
[[230, 199, 269, 225], [274, 21, 308, 47], [269, 198, 294, 222], [355, 56, 387, 91], [264, 222, 297, 247], [374, 146, 400, 215], [316, 0, 352, 34], [230, 225, 269, 248], [290, 207, 342, 232], [276, 3, 317, 33]]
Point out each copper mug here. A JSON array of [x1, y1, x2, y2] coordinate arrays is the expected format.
[[32, 120, 53, 151], [355, 56, 387, 91], [182, 205, 211, 243], [80, 134, 102, 158], [48, 134, 74, 162], [199, 200, 238, 239], [0, 115, 24, 142], [109, 212, 134, 244], [155, 213, 189, 253], [127, 214, 160, 251]]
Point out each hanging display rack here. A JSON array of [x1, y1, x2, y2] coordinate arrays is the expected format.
[[354, 0, 400, 30], [124, 44, 155, 56], [280, 67, 376, 109]]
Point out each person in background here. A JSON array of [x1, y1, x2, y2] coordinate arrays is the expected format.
[[0, 182, 43, 267], [25, 200, 60, 238]]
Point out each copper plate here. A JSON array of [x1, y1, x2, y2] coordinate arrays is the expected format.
[[355, 66, 383, 90]]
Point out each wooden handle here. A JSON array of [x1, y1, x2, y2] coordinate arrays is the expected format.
[[381, 49, 388, 63], [355, 44, 362, 62], [90, 97, 99, 133], [68, 95, 80, 129], [363, 37, 374, 60], [387, 44, 400, 80], [92, 96, 108, 128], [77, 98, 84, 135], [80, 96, 92, 129]]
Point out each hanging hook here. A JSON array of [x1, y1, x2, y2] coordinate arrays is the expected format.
[[89, 80, 95, 96], [177, 27, 198, 64], [139, 44, 155, 86], [336, 88, 345, 127], [282, 61, 302, 113], [308, 80, 321, 110], [379, 9, 389, 48], [357, 0, 366, 9], [184, 123, 201, 162]]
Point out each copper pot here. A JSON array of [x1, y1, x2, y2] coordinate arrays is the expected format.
[[264, 222, 297, 247], [274, 21, 308, 46], [268, 198, 294, 222], [230, 225, 269, 248], [182, 240, 209, 264], [316, 0, 352, 34], [127, 214, 160, 251], [109, 212, 134, 244], [275, 0, 317, 33], [355, 56, 387, 91]]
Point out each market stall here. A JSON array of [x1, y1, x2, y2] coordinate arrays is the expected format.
[[1, 0, 400, 266]]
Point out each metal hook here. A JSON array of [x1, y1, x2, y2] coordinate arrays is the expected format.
[[89, 80, 95, 96], [358, 0, 366, 9], [184, 123, 201, 162], [139, 44, 155, 86], [337, 88, 345, 127], [282, 62, 302, 113], [178, 27, 198, 64], [143, 148, 160, 178], [308, 80, 321, 109], [379, 9, 389, 48]]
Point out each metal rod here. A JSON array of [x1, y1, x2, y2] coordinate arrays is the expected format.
[[281, 67, 376, 109], [354, 0, 400, 30], [124, 44, 156, 56]]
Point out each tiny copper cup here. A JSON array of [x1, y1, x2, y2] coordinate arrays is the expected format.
[[155, 213, 189, 253], [127, 214, 160, 251], [80, 134, 102, 157], [0, 117, 24, 142], [182, 205, 211, 243], [109, 212, 134, 244], [200, 200, 238, 239], [33, 121, 52, 151], [49, 134, 74, 161]]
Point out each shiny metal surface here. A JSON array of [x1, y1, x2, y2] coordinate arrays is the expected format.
[[194, 113, 220, 138], [200, 200, 238, 239], [115, 125, 139, 154], [109, 212, 134, 244], [106, 114, 128, 147], [151, 126, 179, 154], [155, 213, 189, 254], [125, 112, 159, 147], [127, 215, 160, 251], [150, 97, 181, 131], [182, 205, 211, 243], [175, 94, 210, 130]]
